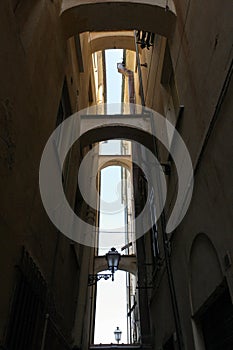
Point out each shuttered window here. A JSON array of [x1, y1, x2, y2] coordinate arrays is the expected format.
[[5, 248, 46, 350]]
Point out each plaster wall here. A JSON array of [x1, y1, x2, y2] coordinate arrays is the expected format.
[[141, 1, 233, 348], [0, 0, 95, 347]]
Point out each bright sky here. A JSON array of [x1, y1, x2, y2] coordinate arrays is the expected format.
[[98, 165, 126, 253], [106, 49, 123, 113], [94, 270, 128, 344], [94, 49, 129, 344]]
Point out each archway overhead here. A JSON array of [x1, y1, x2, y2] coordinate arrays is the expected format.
[[98, 155, 132, 171], [60, 0, 176, 39], [79, 125, 156, 152], [89, 31, 136, 53]]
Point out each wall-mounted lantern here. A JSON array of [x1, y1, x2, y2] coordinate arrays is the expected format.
[[88, 247, 121, 286]]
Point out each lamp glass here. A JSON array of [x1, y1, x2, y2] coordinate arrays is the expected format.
[[114, 326, 122, 343], [106, 247, 121, 273]]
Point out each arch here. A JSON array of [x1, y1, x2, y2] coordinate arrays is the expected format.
[[89, 31, 136, 53], [80, 125, 155, 152], [60, 0, 176, 39], [98, 155, 132, 172], [189, 233, 223, 314]]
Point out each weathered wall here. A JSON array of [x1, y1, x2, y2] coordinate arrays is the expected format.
[[140, 0, 233, 349], [0, 0, 95, 347]]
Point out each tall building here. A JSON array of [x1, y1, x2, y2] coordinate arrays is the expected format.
[[0, 1, 232, 349]]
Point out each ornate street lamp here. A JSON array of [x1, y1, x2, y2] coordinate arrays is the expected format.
[[106, 247, 121, 281], [114, 326, 122, 344], [88, 247, 121, 286]]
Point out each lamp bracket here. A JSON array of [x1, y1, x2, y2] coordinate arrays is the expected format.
[[88, 273, 112, 286]]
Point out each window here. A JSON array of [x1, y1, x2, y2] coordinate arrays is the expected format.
[[200, 287, 233, 350], [5, 248, 47, 350], [56, 78, 72, 185], [149, 189, 160, 259], [56, 79, 72, 127], [161, 44, 180, 148]]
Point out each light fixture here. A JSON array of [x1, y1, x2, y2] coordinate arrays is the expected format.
[[88, 247, 121, 286], [114, 326, 122, 344], [106, 247, 121, 281]]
